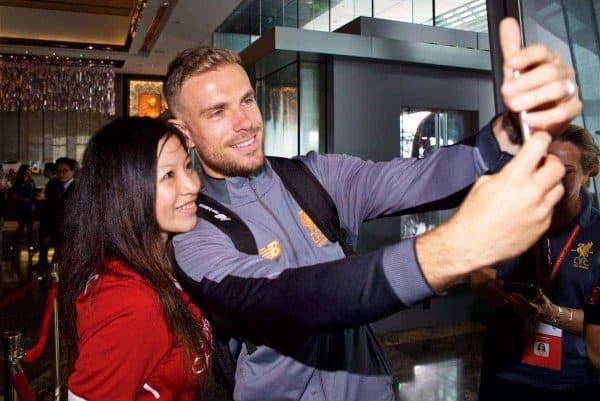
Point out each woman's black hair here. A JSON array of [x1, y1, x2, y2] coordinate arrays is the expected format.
[[59, 116, 209, 377]]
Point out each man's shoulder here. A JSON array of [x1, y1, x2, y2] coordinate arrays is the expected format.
[[173, 217, 234, 248]]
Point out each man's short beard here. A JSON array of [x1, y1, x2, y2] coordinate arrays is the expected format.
[[197, 147, 265, 178]]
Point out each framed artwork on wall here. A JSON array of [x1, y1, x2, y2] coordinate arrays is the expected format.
[[125, 77, 168, 118]]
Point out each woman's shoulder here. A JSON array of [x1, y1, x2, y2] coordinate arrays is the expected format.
[[76, 260, 163, 326]]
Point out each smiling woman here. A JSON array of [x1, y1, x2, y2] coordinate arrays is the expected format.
[[58, 117, 211, 401]]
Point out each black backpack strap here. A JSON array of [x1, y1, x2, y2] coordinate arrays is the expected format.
[[195, 193, 259, 356], [196, 192, 258, 255], [267, 156, 356, 256]]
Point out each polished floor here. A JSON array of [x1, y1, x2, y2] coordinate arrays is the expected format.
[[0, 221, 485, 401]]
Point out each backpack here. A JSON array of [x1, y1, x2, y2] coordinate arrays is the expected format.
[[192, 156, 355, 397]]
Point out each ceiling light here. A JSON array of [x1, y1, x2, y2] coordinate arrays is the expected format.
[[87, 46, 93, 50]]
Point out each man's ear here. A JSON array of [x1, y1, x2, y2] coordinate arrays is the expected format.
[[168, 118, 195, 149]]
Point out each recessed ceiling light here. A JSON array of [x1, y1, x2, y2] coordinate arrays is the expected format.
[[87, 45, 93, 50]]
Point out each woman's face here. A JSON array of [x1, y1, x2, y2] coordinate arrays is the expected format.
[[155, 135, 201, 241], [548, 140, 590, 205]]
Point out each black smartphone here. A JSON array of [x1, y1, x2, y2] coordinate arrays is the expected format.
[[502, 281, 540, 300]]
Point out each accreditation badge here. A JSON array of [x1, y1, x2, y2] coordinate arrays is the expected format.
[[521, 319, 562, 370]]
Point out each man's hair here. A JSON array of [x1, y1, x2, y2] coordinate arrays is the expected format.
[[164, 46, 242, 113], [55, 157, 77, 171], [554, 124, 600, 177]]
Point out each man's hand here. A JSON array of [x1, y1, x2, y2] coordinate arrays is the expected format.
[[417, 132, 564, 291], [506, 292, 543, 319], [471, 268, 510, 308], [493, 17, 582, 154]]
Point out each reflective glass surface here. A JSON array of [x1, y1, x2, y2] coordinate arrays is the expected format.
[[215, 0, 488, 52], [399, 108, 478, 238], [257, 63, 299, 158]]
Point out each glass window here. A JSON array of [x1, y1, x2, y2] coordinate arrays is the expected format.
[[398, 108, 478, 238], [330, 0, 372, 31], [434, 0, 487, 32], [299, 62, 326, 154], [257, 63, 299, 158], [299, 0, 330, 31], [213, 32, 251, 52], [374, 0, 432, 25]]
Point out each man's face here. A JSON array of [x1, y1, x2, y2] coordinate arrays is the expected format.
[[172, 63, 264, 178], [548, 140, 590, 205], [56, 163, 74, 184]]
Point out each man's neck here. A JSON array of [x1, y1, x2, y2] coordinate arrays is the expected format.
[[548, 196, 582, 235]]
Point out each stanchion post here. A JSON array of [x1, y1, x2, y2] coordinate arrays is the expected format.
[[51, 263, 61, 401], [3, 330, 23, 401]]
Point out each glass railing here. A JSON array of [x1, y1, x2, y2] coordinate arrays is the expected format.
[[214, 0, 489, 51]]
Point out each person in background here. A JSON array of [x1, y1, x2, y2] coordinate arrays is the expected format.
[[43, 162, 56, 181], [10, 164, 37, 254], [472, 125, 600, 401], [36, 162, 60, 270], [584, 289, 600, 369], [59, 117, 211, 401]]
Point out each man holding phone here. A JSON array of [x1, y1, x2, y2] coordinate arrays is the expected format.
[[472, 125, 600, 401]]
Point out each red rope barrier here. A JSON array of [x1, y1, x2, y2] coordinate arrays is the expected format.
[[0, 281, 35, 310], [21, 279, 57, 363], [10, 371, 37, 401]]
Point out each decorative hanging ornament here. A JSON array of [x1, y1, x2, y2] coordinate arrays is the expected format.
[[0, 56, 116, 115]]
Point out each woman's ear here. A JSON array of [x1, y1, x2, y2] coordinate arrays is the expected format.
[[168, 118, 195, 149]]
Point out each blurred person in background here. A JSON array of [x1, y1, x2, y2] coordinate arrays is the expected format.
[[36, 162, 59, 271], [472, 124, 600, 401], [10, 164, 37, 254]]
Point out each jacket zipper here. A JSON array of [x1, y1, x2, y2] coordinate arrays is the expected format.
[[248, 178, 301, 265]]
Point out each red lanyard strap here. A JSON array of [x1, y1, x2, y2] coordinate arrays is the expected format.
[[535, 225, 581, 289]]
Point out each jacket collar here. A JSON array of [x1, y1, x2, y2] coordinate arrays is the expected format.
[[200, 158, 275, 207]]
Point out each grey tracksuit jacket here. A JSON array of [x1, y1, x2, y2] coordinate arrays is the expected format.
[[173, 121, 508, 401]]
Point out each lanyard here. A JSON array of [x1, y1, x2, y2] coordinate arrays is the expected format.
[[535, 225, 581, 289]]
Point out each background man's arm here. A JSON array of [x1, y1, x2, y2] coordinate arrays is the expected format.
[[586, 324, 600, 369]]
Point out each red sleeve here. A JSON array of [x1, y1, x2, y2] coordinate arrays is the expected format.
[[68, 276, 171, 401]]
